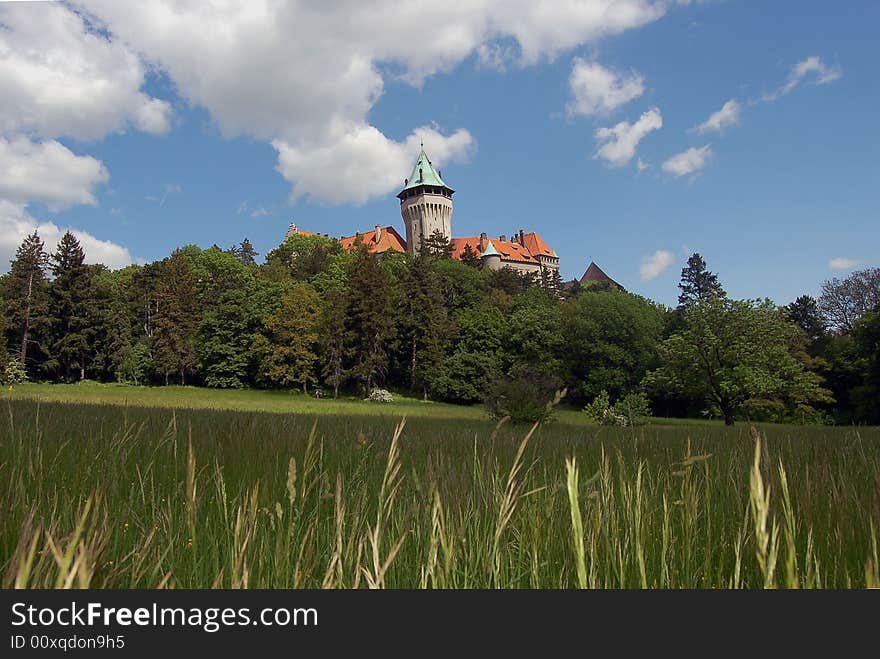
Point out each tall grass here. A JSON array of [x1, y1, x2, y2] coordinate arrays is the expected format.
[[1, 399, 878, 588]]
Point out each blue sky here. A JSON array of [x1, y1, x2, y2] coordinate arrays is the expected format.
[[1, 1, 877, 307]]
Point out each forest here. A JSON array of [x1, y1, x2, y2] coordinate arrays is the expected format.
[[1, 229, 878, 425]]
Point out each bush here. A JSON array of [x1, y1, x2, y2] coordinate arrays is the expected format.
[[584, 390, 652, 426], [2, 358, 27, 387], [366, 388, 394, 403], [484, 368, 563, 424]]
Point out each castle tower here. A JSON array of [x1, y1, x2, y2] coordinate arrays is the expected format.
[[397, 147, 454, 255]]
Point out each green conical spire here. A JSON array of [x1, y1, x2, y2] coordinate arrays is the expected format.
[[399, 147, 453, 193], [481, 240, 499, 257]]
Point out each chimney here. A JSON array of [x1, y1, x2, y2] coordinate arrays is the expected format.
[[519, 228, 525, 245], [499, 234, 506, 242], [374, 225, 382, 243]]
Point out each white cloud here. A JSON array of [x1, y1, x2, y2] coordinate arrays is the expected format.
[[662, 145, 712, 177], [640, 249, 675, 281], [274, 124, 475, 206], [0, 136, 109, 211], [0, 2, 171, 140], [0, 201, 133, 273], [566, 59, 645, 117], [693, 99, 741, 134], [594, 108, 662, 167], [763, 56, 842, 102], [74, 0, 670, 204], [636, 158, 650, 172], [829, 257, 862, 271]]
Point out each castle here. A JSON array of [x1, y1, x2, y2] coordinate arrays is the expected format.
[[286, 147, 562, 276]]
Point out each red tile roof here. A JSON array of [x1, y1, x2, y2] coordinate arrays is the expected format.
[[339, 226, 406, 254], [522, 232, 557, 258], [451, 234, 558, 264]]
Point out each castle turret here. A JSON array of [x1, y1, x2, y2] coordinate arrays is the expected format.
[[397, 147, 454, 256], [480, 239, 502, 270]]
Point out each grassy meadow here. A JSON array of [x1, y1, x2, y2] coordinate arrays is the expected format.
[[1, 386, 878, 588]]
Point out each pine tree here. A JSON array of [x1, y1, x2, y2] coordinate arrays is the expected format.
[[460, 243, 481, 268], [345, 244, 397, 394], [229, 238, 259, 267], [401, 253, 452, 397], [2, 231, 49, 369], [152, 249, 200, 385], [421, 229, 454, 259], [48, 232, 97, 381], [320, 289, 348, 399], [677, 253, 725, 310]]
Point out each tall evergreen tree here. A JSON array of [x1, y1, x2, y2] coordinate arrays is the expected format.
[[677, 253, 725, 310], [421, 229, 454, 259], [401, 253, 452, 397], [48, 232, 97, 381], [320, 289, 348, 399], [2, 231, 49, 369], [229, 238, 259, 267], [345, 244, 397, 394], [152, 249, 200, 385], [785, 295, 826, 342], [460, 243, 481, 268]]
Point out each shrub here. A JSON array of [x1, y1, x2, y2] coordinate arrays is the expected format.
[[367, 388, 394, 403], [584, 390, 652, 426], [484, 368, 563, 424], [2, 358, 27, 387], [616, 391, 652, 425]]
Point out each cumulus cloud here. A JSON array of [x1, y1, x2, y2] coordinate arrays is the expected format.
[[595, 108, 662, 168], [566, 59, 645, 117], [0, 136, 109, 211], [692, 99, 741, 134], [640, 249, 675, 281], [763, 56, 842, 102], [0, 2, 172, 140], [74, 0, 670, 204], [829, 257, 862, 270], [274, 124, 475, 206], [0, 201, 133, 273], [662, 145, 712, 177]]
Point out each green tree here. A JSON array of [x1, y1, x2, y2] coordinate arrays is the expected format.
[[48, 232, 99, 381], [345, 244, 397, 394], [851, 310, 880, 423], [0, 296, 9, 374], [319, 289, 349, 398], [401, 253, 452, 397], [459, 243, 481, 268], [198, 288, 259, 388], [264, 233, 344, 283], [421, 229, 453, 259], [2, 231, 49, 369], [678, 252, 725, 310], [645, 297, 832, 425], [229, 238, 259, 267], [152, 249, 200, 385], [253, 284, 322, 392], [561, 289, 664, 403], [785, 294, 826, 343], [507, 288, 563, 375]]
